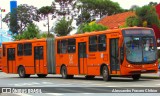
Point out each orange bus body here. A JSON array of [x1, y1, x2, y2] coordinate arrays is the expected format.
[[1, 27, 158, 80]]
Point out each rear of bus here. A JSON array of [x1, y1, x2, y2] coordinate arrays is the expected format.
[[120, 27, 158, 79]]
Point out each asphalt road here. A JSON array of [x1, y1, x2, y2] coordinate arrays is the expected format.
[[0, 71, 160, 96]]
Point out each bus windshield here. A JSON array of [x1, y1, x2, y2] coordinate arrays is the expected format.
[[123, 29, 157, 63]]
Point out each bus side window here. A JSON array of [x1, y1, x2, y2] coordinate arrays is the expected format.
[[3, 45, 5, 57], [57, 41, 61, 54], [98, 34, 106, 51], [61, 40, 67, 54], [17, 43, 23, 56], [68, 39, 76, 53], [24, 43, 32, 56], [89, 36, 97, 52]]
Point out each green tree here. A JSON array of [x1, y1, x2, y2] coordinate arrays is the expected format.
[[54, 17, 73, 36], [135, 5, 160, 27], [2, 4, 40, 34], [129, 5, 139, 11], [126, 16, 141, 27], [148, 2, 158, 6], [13, 23, 40, 40], [54, 0, 76, 17], [38, 6, 55, 35], [77, 23, 108, 33], [80, 0, 124, 18]]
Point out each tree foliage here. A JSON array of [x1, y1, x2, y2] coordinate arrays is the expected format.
[[13, 23, 40, 40], [126, 16, 140, 27], [2, 4, 40, 34], [135, 5, 160, 27], [148, 2, 158, 6], [80, 0, 124, 18], [75, 0, 124, 25], [38, 6, 55, 34], [77, 23, 108, 34], [54, 0, 76, 17], [129, 5, 139, 11], [54, 17, 73, 36]]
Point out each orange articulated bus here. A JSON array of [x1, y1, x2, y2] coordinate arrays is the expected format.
[[1, 27, 158, 81]]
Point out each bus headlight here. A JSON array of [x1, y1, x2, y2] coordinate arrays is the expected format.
[[153, 63, 157, 66], [127, 64, 132, 68]]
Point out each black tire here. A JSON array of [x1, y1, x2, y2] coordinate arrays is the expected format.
[[37, 74, 47, 78], [85, 75, 95, 80], [25, 74, 31, 78], [61, 66, 69, 79], [132, 74, 141, 80], [18, 66, 30, 78], [102, 66, 111, 81], [68, 75, 74, 79]]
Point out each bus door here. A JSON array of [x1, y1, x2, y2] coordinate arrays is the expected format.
[[34, 46, 44, 74], [7, 48, 15, 73], [78, 42, 87, 74], [110, 38, 120, 74]]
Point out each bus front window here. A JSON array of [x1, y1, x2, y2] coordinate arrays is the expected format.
[[123, 29, 157, 64], [142, 37, 156, 62], [125, 37, 143, 63]]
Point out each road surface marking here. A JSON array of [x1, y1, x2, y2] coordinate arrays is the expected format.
[[14, 93, 32, 96], [82, 93, 94, 95], [46, 93, 64, 95]]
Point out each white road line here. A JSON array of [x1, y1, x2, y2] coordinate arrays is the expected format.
[[92, 83, 104, 86], [107, 86, 118, 87], [156, 84, 160, 85], [46, 93, 64, 96], [82, 93, 94, 95], [14, 93, 32, 96]]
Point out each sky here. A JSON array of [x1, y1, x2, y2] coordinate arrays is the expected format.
[[0, 0, 160, 31]]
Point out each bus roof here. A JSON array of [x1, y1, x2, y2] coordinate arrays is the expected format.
[[2, 38, 46, 45], [56, 27, 153, 40], [121, 27, 153, 30], [56, 28, 121, 40]]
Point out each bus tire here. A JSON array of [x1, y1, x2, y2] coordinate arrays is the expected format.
[[25, 74, 31, 78], [132, 74, 141, 80], [61, 66, 69, 79], [68, 75, 74, 79], [18, 66, 30, 78], [102, 66, 111, 81], [37, 74, 47, 78], [85, 75, 95, 80]]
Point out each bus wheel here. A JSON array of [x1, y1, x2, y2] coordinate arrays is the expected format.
[[132, 74, 141, 80], [102, 66, 111, 81], [18, 66, 30, 78], [68, 75, 74, 79], [25, 74, 31, 78], [37, 74, 47, 78], [61, 66, 68, 79], [85, 75, 95, 80]]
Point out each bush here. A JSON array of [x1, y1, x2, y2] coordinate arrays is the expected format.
[[77, 23, 108, 34]]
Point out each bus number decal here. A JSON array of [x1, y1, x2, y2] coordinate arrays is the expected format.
[[69, 54, 73, 64]]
